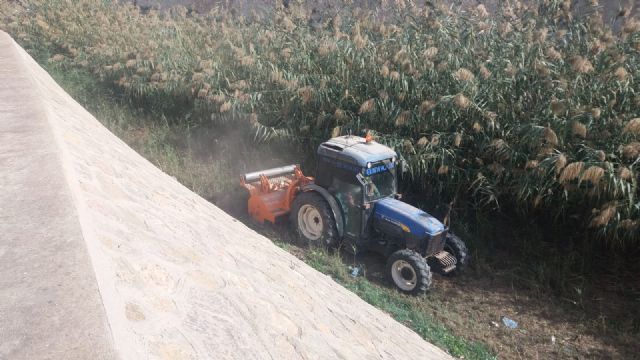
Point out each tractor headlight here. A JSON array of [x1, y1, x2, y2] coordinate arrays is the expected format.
[[367, 162, 372, 168], [392, 156, 396, 163]]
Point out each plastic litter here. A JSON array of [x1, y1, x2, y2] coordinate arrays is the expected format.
[[501, 316, 518, 329], [349, 265, 362, 278]]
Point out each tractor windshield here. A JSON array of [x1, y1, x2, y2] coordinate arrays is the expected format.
[[364, 166, 396, 202]]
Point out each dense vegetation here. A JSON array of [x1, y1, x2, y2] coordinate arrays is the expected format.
[[2, 0, 638, 267]]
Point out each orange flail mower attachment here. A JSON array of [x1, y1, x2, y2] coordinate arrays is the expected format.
[[240, 165, 313, 224]]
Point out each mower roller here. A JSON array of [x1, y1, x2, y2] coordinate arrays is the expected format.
[[240, 165, 312, 224]]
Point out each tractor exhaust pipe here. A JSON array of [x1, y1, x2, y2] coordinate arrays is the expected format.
[[242, 164, 298, 183]]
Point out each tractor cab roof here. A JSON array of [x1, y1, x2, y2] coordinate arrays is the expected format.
[[317, 136, 397, 167]]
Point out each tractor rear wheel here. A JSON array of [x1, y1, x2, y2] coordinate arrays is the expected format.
[[444, 233, 469, 275], [386, 249, 432, 295], [291, 192, 339, 248]]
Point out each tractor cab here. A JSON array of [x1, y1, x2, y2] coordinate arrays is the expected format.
[[314, 136, 397, 241], [309, 135, 468, 294]]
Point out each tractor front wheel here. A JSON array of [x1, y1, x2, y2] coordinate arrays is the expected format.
[[444, 233, 469, 275], [291, 192, 339, 248], [386, 249, 432, 295]]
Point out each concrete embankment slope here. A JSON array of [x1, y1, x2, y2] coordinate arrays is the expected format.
[[0, 31, 451, 360]]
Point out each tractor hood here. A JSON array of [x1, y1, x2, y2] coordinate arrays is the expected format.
[[373, 198, 446, 237]]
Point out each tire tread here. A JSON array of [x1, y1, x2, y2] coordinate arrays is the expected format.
[[386, 249, 432, 295], [445, 233, 469, 274], [290, 191, 339, 247]]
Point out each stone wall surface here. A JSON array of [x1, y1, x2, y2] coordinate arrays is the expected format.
[[0, 30, 451, 360]]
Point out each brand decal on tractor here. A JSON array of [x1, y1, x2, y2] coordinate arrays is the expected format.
[[364, 162, 394, 176]]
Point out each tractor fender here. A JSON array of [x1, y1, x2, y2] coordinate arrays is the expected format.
[[301, 184, 344, 239]]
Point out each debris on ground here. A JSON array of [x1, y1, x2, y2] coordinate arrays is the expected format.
[[501, 316, 518, 329], [349, 265, 362, 278]]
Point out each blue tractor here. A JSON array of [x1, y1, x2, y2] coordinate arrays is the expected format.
[[241, 135, 468, 294]]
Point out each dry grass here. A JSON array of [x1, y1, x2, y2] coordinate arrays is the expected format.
[[358, 98, 375, 114], [454, 68, 475, 82], [580, 166, 605, 184], [559, 162, 584, 184], [623, 118, 640, 135], [454, 94, 470, 109], [571, 121, 587, 139]]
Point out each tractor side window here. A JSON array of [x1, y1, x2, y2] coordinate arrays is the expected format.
[[319, 157, 361, 198], [330, 177, 362, 238], [328, 166, 362, 206], [330, 177, 361, 207]]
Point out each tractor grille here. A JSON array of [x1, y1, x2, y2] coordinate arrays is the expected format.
[[425, 231, 446, 256], [433, 251, 458, 274]]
